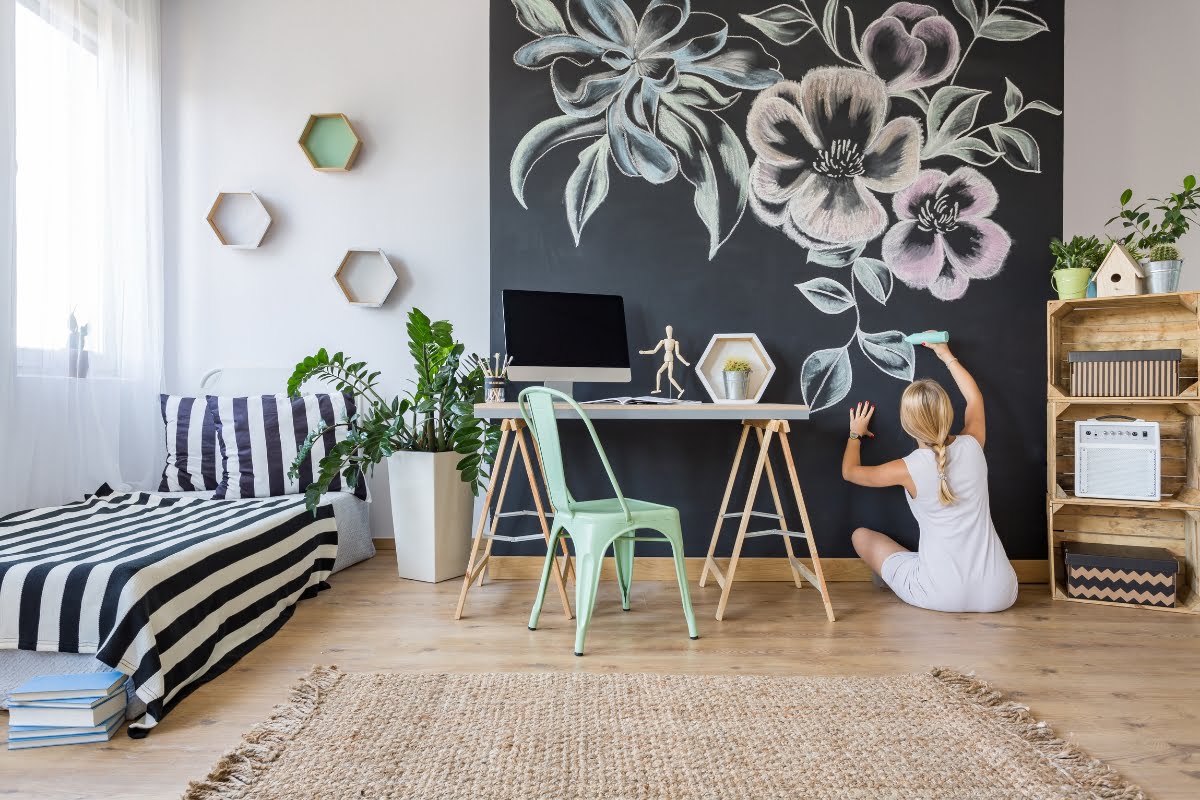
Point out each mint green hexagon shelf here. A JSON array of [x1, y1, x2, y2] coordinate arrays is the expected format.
[[299, 113, 362, 171]]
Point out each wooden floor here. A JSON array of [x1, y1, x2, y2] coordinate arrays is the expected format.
[[3, 555, 1198, 799]]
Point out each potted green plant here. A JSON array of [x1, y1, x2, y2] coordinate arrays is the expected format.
[[722, 356, 753, 401], [288, 308, 499, 582], [1049, 235, 1107, 299], [67, 309, 89, 378], [1107, 175, 1198, 293]]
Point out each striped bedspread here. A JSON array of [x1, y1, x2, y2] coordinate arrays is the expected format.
[[0, 492, 336, 735]]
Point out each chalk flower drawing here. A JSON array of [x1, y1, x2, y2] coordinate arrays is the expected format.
[[503, 0, 1062, 412], [860, 2, 959, 92], [746, 68, 921, 252], [882, 167, 1010, 300], [508, 0, 783, 257], [738, 0, 1061, 410]]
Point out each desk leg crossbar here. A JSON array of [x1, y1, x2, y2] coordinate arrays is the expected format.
[[699, 420, 835, 622], [455, 418, 574, 621]]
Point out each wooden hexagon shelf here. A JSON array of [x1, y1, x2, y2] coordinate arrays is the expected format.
[[299, 113, 362, 171], [206, 191, 271, 248], [334, 249, 397, 307], [696, 333, 776, 404]]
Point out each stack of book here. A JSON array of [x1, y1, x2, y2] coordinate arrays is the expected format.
[[7, 671, 128, 750]]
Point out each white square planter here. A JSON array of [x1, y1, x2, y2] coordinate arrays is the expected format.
[[387, 450, 473, 583]]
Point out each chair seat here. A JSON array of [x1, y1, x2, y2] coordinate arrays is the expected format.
[[563, 498, 677, 520]]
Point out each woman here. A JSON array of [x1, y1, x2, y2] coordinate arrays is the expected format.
[[841, 338, 1017, 613]]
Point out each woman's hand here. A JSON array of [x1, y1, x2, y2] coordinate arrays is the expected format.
[[920, 331, 955, 363], [849, 401, 875, 438]]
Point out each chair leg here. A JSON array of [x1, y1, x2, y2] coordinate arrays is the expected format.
[[528, 525, 563, 631], [661, 523, 699, 640], [612, 534, 635, 611], [572, 543, 605, 656]]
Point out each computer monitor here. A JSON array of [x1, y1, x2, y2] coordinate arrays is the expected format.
[[502, 289, 631, 397]]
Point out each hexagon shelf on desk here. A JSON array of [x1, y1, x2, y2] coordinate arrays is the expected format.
[[206, 191, 272, 248], [695, 334, 776, 404], [334, 249, 398, 307], [299, 113, 362, 171]]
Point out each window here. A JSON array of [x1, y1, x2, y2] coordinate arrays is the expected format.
[[14, 2, 104, 362]]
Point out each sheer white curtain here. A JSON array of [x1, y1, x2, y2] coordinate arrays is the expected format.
[[0, 0, 163, 514]]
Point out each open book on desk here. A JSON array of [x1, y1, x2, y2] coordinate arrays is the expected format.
[[582, 397, 701, 405]]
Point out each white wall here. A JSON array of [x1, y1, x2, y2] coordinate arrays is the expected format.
[[161, 0, 490, 538], [1064, 0, 1200, 288]]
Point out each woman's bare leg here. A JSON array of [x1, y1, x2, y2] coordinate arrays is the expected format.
[[851, 527, 910, 576]]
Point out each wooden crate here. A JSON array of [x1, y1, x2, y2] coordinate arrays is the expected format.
[[1049, 399, 1200, 507], [1048, 503, 1197, 613], [1047, 292, 1200, 399]]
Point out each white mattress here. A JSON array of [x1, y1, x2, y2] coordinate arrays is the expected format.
[[1, 491, 374, 715]]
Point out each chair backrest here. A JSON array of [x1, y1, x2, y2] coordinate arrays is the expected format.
[[517, 387, 631, 520]]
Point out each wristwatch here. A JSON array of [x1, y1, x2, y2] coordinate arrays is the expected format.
[[848, 432, 863, 440]]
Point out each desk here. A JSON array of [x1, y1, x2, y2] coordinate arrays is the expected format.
[[455, 402, 835, 623]]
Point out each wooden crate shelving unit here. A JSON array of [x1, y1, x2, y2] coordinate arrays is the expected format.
[[1047, 293, 1200, 614]]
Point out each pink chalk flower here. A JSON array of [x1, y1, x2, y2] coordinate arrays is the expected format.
[[861, 2, 960, 92], [881, 167, 1011, 301]]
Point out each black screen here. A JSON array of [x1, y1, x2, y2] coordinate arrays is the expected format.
[[502, 290, 630, 369]]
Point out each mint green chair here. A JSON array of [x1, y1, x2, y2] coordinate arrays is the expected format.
[[519, 387, 699, 656]]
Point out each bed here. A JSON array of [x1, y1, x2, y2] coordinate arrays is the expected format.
[[0, 368, 375, 735]]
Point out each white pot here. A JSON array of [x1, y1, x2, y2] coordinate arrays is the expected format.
[[386, 450, 473, 583]]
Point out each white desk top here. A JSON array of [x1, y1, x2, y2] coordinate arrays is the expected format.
[[473, 402, 810, 421]]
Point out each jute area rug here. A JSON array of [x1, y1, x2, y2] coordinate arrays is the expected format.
[[184, 667, 1145, 800]]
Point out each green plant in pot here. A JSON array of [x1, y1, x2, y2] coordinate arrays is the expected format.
[[1107, 175, 1198, 293], [288, 308, 500, 583], [722, 356, 753, 402], [1049, 235, 1107, 299]]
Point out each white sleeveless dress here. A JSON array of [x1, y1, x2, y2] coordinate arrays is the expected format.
[[880, 435, 1018, 613]]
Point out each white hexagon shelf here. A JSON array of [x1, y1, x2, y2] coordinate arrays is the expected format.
[[334, 249, 398, 307], [696, 333, 776, 404], [206, 191, 271, 248]]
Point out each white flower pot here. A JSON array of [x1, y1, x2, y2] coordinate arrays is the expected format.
[[387, 450, 473, 583]]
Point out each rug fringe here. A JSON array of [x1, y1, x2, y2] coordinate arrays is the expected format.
[[929, 667, 1147, 800], [182, 665, 343, 800]]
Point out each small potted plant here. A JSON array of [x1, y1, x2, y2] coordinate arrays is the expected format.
[[1049, 235, 1107, 299], [722, 356, 753, 401], [1107, 175, 1198, 293], [1146, 243, 1184, 293], [67, 309, 89, 378]]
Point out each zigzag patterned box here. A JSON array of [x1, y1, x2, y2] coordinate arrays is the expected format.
[[1065, 542, 1180, 608]]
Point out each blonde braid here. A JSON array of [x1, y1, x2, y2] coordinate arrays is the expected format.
[[930, 441, 956, 505], [900, 379, 958, 506]]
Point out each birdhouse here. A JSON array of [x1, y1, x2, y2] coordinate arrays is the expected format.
[[1092, 243, 1144, 297]]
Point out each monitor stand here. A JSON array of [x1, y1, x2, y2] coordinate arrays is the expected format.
[[544, 381, 574, 398]]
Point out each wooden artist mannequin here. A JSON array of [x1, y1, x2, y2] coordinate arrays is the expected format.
[[640, 325, 690, 398]]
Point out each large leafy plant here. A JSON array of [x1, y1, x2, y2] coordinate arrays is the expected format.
[[287, 308, 500, 511], [1107, 175, 1199, 257]]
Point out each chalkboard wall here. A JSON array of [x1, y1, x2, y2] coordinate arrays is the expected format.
[[490, 0, 1064, 559]]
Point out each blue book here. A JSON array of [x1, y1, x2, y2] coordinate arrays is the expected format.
[[8, 688, 125, 709], [7, 711, 123, 750], [9, 710, 125, 741], [8, 671, 127, 702], [7, 691, 126, 728]]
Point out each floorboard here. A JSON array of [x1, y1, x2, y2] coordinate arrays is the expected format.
[[2, 556, 1197, 799]]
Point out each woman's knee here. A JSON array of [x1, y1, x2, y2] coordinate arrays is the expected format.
[[851, 527, 876, 555]]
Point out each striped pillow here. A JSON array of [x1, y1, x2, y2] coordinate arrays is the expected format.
[[209, 394, 368, 500], [159, 395, 220, 492]]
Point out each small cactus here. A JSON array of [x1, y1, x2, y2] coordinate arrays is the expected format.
[[723, 357, 753, 372], [1149, 243, 1181, 262]]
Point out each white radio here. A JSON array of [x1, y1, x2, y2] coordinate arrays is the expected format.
[[1074, 418, 1160, 501]]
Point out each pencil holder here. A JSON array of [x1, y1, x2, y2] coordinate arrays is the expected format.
[[484, 376, 507, 403]]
